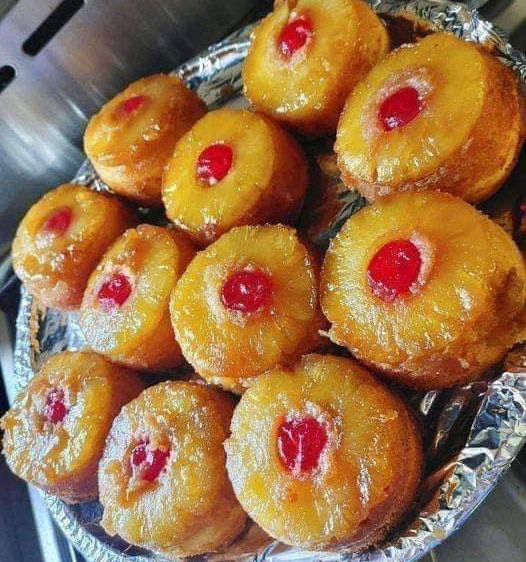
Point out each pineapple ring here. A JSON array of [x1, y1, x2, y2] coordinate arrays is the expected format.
[[243, 0, 389, 137], [336, 32, 525, 203], [225, 354, 422, 551], [170, 225, 326, 384], [98, 381, 247, 559], [79, 225, 195, 372], [162, 108, 308, 245], [0, 351, 144, 503], [321, 191, 526, 389], [84, 74, 205, 206], [12, 184, 137, 311]]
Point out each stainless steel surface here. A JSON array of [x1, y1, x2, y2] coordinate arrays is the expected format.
[[491, 1, 526, 50], [0, 0, 17, 20], [0, 0, 266, 254]]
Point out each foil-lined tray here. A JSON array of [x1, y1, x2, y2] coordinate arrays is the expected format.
[[12, 1, 526, 561]]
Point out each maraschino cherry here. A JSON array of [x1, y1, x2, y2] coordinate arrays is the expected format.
[[379, 87, 422, 131], [117, 95, 148, 117], [278, 15, 313, 58], [196, 143, 234, 185], [221, 268, 273, 313], [43, 389, 68, 424], [131, 439, 170, 482], [367, 239, 422, 301], [277, 416, 328, 476], [42, 207, 72, 236], [97, 273, 132, 311]]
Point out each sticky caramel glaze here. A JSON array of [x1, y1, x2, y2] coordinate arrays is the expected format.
[[163, 108, 307, 246], [226, 354, 423, 551], [80, 225, 195, 372], [170, 225, 327, 387], [84, 74, 206, 206], [98, 381, 247, 559], [321, 191, 526, 389], [243, 0, 389, 137], [336, 33, 525, 204], [0, 352, 144, 503], [12, 184, 137, 310]]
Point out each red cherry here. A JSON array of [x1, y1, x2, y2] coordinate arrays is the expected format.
[[221, 269, 273, 313], [196, 143, 234, 185], [367, 239, 422, 302], [118, 95, 148, 116], [131, 439, 170, 482], [131, 441, 147, 467], [43, 389, 68, 424], [278, 15, 313, 58], [42, 207, 72, 236], [378, 87, 422, 131], [97, 273, 132, 311], [277, 416, 328, 475]]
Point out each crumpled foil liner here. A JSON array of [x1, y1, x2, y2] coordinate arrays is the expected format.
[[12, 1, 526, 561]]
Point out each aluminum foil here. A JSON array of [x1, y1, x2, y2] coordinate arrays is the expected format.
[[12, 1, 526, 561]]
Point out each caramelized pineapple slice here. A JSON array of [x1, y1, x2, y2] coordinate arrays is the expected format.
[[336, 32, 525, 203], [1, 351, 144, 503], [12, 184, 137, 310], [80, 225, 195, 371], [243, 0, 389, 136], [84, 74, 206, 206], [98, 381, 246, 559], [225, 354, 422, 551], [321, 191, 526, 389], [162, 108, 307, 245], [170, 225, 326, 384]]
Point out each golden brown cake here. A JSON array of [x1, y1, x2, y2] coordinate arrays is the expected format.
[[243, 0, 389, 136], [84, 74, 206, 206], [0, 351, 144, 503], [162, 108, 308, 245], [98, 381, 247, 559], [170, 225, 326, 386], [79, 225, 195, 371], [321, 191, 526, 389], [225, 354, 422, 551], [12, 184, 137, 310], [336, 32, 525, 203]]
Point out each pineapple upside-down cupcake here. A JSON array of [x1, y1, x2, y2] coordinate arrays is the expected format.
[[84, 74, 206, 206], [321, 191, 526, 389], [336, 32, 525, 204], [225, 354, 423, 551], [12, 184, 137, 310], [79, 225, 195, 372], [98, 381, 247, 559], [162, 108, 308, 245], [243, 0, 389, 136], [0, 351, 144, 503], [170, 225, 326, 388]]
